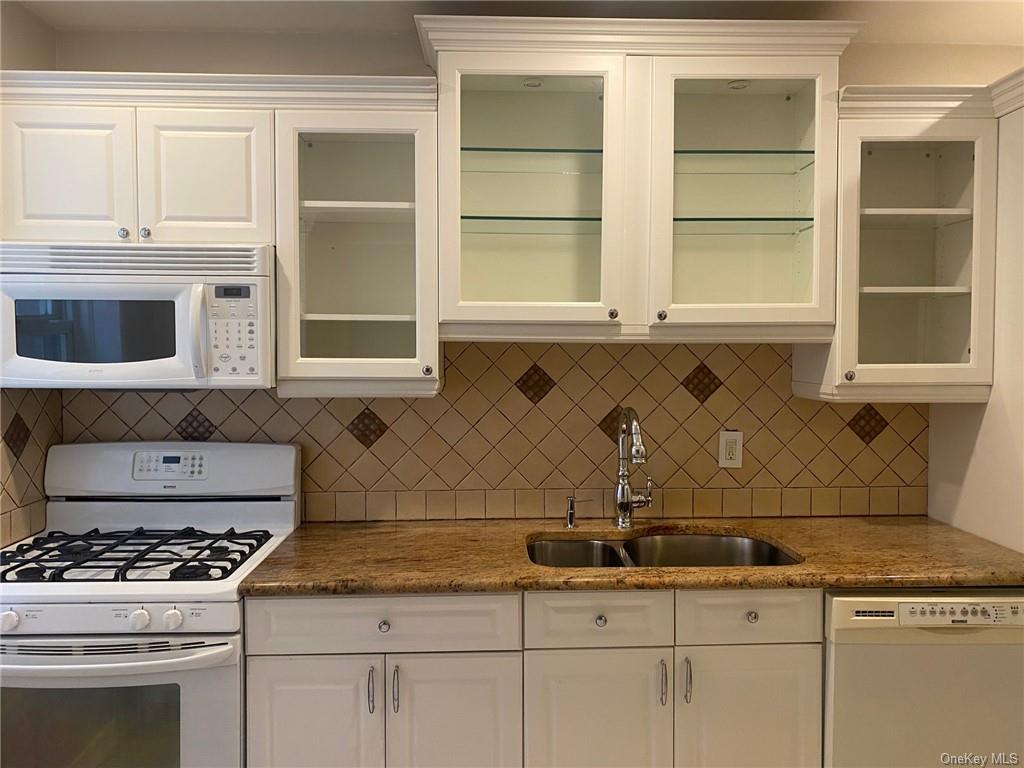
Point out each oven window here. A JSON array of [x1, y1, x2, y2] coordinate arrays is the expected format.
[[14, 299, 176, 363], [1, 684, 180, 768]]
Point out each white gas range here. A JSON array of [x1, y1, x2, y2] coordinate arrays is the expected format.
[[0, 441, 299, 768]]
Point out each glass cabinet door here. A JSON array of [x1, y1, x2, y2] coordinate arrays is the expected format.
[[438, 53, 625, 323], [276, 111, 438, 388], [650, 58, 837, 329], [837, 118, 996, 385]]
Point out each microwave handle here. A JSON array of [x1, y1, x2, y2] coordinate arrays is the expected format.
[[1, 642, 236, 679], [190, 284, 208, 379]]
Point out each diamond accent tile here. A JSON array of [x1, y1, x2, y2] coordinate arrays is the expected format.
[[515, 363, 556, 405], [175, 408, 216, 441], [598, 405, 624, 442], [681, 362, 723, 404], [3, 413, 30, 459], [847, 404, 889, 445], [347, 407, 388, 449]]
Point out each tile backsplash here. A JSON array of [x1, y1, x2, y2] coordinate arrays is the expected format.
[[1, 389, 61, 545], [55, 342, 929, 522]]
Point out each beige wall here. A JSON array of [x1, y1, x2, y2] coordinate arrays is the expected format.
[[1, 0, 56, 70]]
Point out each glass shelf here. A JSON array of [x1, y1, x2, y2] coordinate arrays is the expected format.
[[673, 217, 814, 236], [300, 200, 415, 223], [674, 149, 815, 176], [461, 215, 601, 236], [859, 286, 971, 296], [462, 147, 602, 175], [860, 208, 973, 230]]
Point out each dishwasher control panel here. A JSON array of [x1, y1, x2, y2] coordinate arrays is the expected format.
[[899, 601, 1024, 626]]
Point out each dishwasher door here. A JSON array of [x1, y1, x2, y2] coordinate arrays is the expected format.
[[826, 594, 1024, 768]]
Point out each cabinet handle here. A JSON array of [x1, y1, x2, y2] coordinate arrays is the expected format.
[[367, 666, 375, 714], [659, 659, 668, 707], [844, 370, 856, 382], [595, 614, 607, 628], [684, 656, 693, 704], [608, 308, 619, 320], [139, 226, 151, 239], [116, 227, 129, 239], [746, 610, 759, 624], [657, 310, 668, 321], [392, 665, 400, 713], [378, 619, 390, 633]]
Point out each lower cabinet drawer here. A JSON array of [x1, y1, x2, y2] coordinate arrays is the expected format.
[[524, 591, 675, 648], [675, 589, 822, 645], [246, 594, 522, 654]]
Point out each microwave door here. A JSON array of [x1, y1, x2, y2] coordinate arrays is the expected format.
[[1, 277, 205, 388]]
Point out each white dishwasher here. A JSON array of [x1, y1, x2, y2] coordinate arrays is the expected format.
[[826, 592, 1024, 768]]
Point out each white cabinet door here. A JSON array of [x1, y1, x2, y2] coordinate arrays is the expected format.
[[525, 648, 673, 768], [1, 105, 136, 242], [437, 51, 627, 324], [247, 654, 385, 768], [386, 652, 522, 768], [137, 108, 273, 243], [649, 57, 838, 332], [675, 644, 822, 768]]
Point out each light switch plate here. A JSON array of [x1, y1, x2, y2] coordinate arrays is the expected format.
[[718, 430, 743, 468]]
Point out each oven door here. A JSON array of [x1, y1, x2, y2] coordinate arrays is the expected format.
[[0, 275, 206, 388], [0, 634, 241, 768]]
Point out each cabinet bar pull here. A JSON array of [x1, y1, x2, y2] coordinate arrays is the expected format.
[[659, 659, 668, 706], [392, 665, 400, 713], [684, 656, 693, 704], [367, 666, 375, 714]]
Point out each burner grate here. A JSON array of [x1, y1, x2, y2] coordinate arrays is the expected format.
[[0, 527, 271, 583]]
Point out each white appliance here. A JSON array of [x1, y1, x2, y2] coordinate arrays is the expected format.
[[0, 442, 299, 768], [0, 243, 274, 388], [826, 592, 1024, 768]]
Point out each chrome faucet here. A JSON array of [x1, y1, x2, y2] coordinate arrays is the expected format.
[[614, 407, 653, 530]]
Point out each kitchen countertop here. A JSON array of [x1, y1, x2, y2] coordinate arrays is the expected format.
[[239, 516, 1024, 596]]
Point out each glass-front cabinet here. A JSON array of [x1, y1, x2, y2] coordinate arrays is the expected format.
[[438, 53, 625, 323], [275, 110, 439, 396], [835, 117, 996, 386], [649, 58, 838, 333]]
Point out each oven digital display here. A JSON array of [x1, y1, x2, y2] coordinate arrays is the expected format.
[[162, 456, 181, 465]]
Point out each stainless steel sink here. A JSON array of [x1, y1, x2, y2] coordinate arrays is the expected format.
[[527, 540, 627, 568], [622, 534, 799, 567], [528, 533, 798, 568]]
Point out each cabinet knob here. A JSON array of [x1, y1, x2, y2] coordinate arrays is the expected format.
[[595, 614, 608, 628], [116, 227, 129, 239], [378, 619, 390, 633], [746, 610, 760, 624], [139, 226, 151, 239], [422, 365, 433, 376], [608, 308, 619, 320], [657, 310, 668, 321], [844, 370, 856, 382]]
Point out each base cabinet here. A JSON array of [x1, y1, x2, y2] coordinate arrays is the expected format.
[[674, 644, 822, 768], [525, 648, 674, 768], [247, 654, 385, 768]]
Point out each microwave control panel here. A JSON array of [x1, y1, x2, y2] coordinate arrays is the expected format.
[[207, 284, 262, 381]]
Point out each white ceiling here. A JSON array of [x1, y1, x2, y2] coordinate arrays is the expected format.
[[17, 0, 1024, 46]]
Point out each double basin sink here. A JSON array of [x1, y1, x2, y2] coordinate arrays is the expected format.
[[527, 533, 800, 568]]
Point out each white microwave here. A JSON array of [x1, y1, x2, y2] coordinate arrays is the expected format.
[[0, 244, 274, 389]]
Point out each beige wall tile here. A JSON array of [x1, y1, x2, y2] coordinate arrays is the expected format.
[[752, 488, 782, 517], [304, 492, 336, 522], [485, 489, 515, 518], [426, 491, 455, 520], [694, 489, 722, 517], [516, 489, 545, 519], [456, 489, 485, 519], [869, 487, 899, 515], [335, 492, 366, 522], [572, 488, 604, 519], [664, 488, 694, 518], [396, 491, 426, 520], [781, 488, 810, 517], [811, 487, 841, 516], [899, 486, 928, 515], [544, 489, 573, 519], [366, 491, 396, 521], [722, 488, 752, 517], [841, 487, 869, 516]]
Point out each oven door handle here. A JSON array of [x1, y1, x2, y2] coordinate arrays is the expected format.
[[1, 643, 237, 679], [189, 283, 207, 380]]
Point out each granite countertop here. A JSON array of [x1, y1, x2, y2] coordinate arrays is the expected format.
[[240, 516, 1024, 596]]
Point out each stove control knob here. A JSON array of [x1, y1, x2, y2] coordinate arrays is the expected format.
[[129, 608, 151, 631], [0, 610, 20, 632], [162, 609, 184, 631]]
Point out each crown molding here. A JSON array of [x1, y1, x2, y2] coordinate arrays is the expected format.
[[990, 67, 1024, 118], [0, 71, 437, 109], [415, 16, 862, 68], [839, 85, 994, 120]]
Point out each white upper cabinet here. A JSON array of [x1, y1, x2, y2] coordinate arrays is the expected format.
[[1, 105, 137, 242], [418, 16, 858, 341], [1, 103, 272, 244], [274, 108, 439, 397], [649, 57, 838, 336], [793, 86, 998, 402], [437, 51, 626, 325], [136, 108, 273, 243]]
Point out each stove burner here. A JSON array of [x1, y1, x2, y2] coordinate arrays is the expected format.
[[171, 563, 213, 580], [12, 564, 47, 581], [0, 527, 272, 583]]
